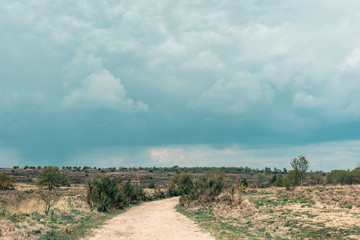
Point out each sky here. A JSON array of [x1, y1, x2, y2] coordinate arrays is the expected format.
[[1, 0, 360, 171]]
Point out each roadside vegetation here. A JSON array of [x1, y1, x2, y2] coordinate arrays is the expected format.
[[0, 168, 166, 239], [2, 155, 360, 239], [175, 156, 360, 239]]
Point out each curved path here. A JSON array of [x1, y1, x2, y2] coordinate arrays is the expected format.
[[87, 197, 215, 240]]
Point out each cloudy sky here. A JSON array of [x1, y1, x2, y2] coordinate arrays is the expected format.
[[1, 0, 360, 171]]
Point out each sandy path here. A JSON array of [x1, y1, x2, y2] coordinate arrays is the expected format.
[[86, 197, 215, 240]]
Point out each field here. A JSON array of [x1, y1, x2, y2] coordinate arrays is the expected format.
[[0, 183, 120, 239], [178, 185, 360, 239], [0, 167, 264, 186], [1, 168, 360, 239]]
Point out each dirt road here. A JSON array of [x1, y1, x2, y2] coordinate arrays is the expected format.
[[86, 197, 215, 240]]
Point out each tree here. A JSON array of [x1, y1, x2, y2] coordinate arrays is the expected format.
[[290, 155, 309, 186], [0, 174, 15, 190], [310, 172, 324, 185], [37, 190, 61, 215], [256, 173, 266, 187], [36, 166, 61, 190]]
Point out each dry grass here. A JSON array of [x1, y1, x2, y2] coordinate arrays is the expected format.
[[276, 184, 360, 208], [0, 184, 165, 239], [178, 186, 360, 239], [0, 184, 98, 240]]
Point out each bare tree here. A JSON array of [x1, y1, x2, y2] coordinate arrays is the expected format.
[[37, 190, 61, 215]]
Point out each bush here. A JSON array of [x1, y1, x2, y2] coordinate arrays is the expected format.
[[147, 181, 156, 189], [87, 177, 124, 212], [240, 179, 248, 187], [180, 169, 227, 207], [310, 172, 324, 185], [168, 173, 194, 196], [197, 169, 226, 199], [0, 174, 15, 190], [87, 177, 146, 212], [61, 175, 71, 187], [122, 180, 146, 203], [272, 175, 292, 189], [326, 169, 360, 185]]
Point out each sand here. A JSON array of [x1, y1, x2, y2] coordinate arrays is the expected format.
[[86, 197, 214, 240]]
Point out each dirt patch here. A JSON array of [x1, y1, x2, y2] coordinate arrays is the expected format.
[[86, 197, 214, 240]]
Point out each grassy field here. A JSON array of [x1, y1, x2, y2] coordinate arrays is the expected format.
[[177, 185, 360, 239], [0, 184, 130, 240], [2, 174, 360, 239]]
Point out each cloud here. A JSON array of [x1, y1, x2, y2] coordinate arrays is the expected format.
[[2, 0, 360, 167], [340, 48, 360, 69], [190, 72, 275, 114], [292, 92, 322, 109], [149, 147, 184, 164], [62, 69, 149, 112], [61, 141, 360, 171]]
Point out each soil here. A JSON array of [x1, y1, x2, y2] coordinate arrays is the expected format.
[[86, 197, 215, 240]]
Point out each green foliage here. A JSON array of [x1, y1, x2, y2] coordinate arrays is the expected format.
[[61, 175, 71, 187], [87, 177, 124, 212], [0, 174, 15, 190], [196, 169, 226, 200], [327, 168, 360, 185], [36, 166, 61, 190], [240, 179, 248, 187], [147, 180, 156, 189], [272, 175, 291, 188], [290, 155, 309, 186], [180, 169, 227, 206], [123, 179, 146, 203], [168, 173, 194, 196], [256, 173, 266, 187], [310, 172, 324, 185], [346, 204, 353, 209], [87, 177, 146, 212]]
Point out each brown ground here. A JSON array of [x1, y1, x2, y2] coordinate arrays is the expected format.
[[86, 197, 215, 240]]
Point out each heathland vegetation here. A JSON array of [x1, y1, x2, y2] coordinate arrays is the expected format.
[[2, 155, 360, 239]]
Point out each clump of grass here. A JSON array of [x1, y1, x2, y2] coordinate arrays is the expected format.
[[346, 204, 353, 209]]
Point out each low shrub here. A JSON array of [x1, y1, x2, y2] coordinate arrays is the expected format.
[[179, 169, 230, 208], [0, 174, 15, 190], [86, 177, 146, 212], [168, 173, 194, 196]]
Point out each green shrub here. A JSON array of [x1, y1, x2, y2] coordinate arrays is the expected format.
[[240, 179, 248, 187], [168, 173, 194, 196], [0, 174, 15, 190], [181, 169, 227, 206], [147, 180, 156, 189], [197, 169, 226, 198], [123, 179, 146, 203], [86, 177, 146, 212], [87, 177, 123, 212]]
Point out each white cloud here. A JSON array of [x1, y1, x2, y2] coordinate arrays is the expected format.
[[293, 92, 322, 109], [340, 48, 360, 69], [62, 69, 149, 112], [149, 147, 184, 164], [65, 142, 360, 171], [62, 52, 103, 88], [180, 51, 224, 71], [190, 72, 275, 113]]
